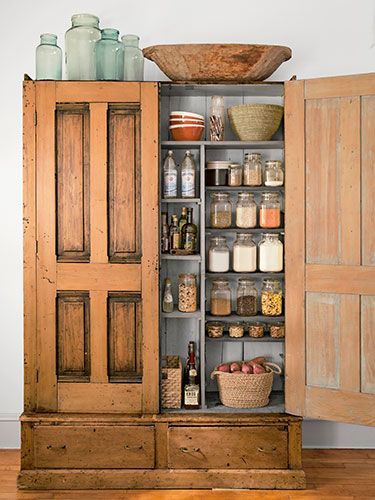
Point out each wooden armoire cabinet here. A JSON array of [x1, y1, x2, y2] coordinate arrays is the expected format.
[[19, 74, 375, 490]]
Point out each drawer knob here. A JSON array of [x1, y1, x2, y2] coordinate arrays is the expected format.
[[124, 444, 143, 450], [46, 444, 66, 451]]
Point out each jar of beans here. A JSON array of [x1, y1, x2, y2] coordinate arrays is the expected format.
[[178, 273, 197, 313], [210, 192, 232, 228], [259, 192, 281, 229], [243, 153, 262, 186], [228, 322, 244, 338], [236, 279, 257, 316], [206, 321, 225, 338], [261, 279, 282, 316], [269, 322, 285, 338], [248, 322, 265, 338]]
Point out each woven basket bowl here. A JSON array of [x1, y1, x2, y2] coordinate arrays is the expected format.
[[211, 362, 282, 409], [228, 104, 284, 141]]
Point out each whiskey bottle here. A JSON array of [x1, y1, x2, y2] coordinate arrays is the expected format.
[[181, 208, 197, 253], [169, 214, 180, 251], [184, 341, 200, 409]]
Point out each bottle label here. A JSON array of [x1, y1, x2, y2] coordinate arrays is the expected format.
[[184, 385, 199, 405], [181, 169, 195, 197], [164, 172, 177, 197], [184, 233, 197, 252]]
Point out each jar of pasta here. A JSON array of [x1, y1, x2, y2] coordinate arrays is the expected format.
[[243, 153, 262, 186], [261, 279, 282, 316], [259, 192, 281, 228], [178, 273, 197, 313], [210, 192, 232, 228]]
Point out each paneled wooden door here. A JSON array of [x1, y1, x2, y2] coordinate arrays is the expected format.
[[285, 73, 375, 426], [24, 81, 159, 413]]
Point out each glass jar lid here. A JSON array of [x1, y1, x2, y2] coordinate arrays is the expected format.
[[210, 235, 227, 244], [238, 279, 255, 286], [229, 163, 242, 169], [211, 192, 230, 200], [237, 192, 254, 201], [263, 278, 281, 287], [71, 13, 100, 27], [212, 279, 230, 287], [265, 160, 282, 168], [261, 192, 280, 201], [206, 161, 231, 170], [245, 152, 262, 160], [179, 273, 196, 280]]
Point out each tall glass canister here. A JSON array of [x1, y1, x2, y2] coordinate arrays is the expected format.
[[96, 28, 124, 80], [36, 34, 62, 80], [65, 13, 101, 80], [122, 34, 144, 81]]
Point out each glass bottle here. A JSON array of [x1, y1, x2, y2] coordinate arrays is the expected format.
[[178, 274, 197, 313], [161, 212, 169, 253], [208, 236, 230, 273], [235, 192, 257, 228], [184, 341, 200, 409], [162, 278, 174, 313], [181, 208, 198, 253], [181, 151, 196, 198], [210, 279, 231, 316], [65, 13, 101, 80], [210, 192, 232, 228], [259, 233, 283, 272], [122, 34, 144, 81], [163, 150, 178, 198], [233, 234, 257, 272], [228, 163, 243, 187], [261, 279, 283, 316], [264, 160, 284, 187], [169, 214, 180, 250], [209, 95, 225, 141], [236, 279, 257, 316], [95, 28, 124, 81], [259, 193, 281, 228], [243, 153, 262, 186], [178, 207, 188, 231], [36, 33, 62, 80]]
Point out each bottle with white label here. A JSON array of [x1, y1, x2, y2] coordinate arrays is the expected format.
[[181, 150, 196, 198], [163, 150, 177, 198]]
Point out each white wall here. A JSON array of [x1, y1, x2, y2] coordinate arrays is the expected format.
[[0, 0, 374, 448]]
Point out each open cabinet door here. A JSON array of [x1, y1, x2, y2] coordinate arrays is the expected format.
[[285, 73, 375, 426]]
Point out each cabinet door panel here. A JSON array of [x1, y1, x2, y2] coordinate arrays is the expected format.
[[285, 73, 375, 426]]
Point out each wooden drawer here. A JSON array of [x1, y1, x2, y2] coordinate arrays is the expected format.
[[168, 425, 288, 469], [34, 425, 155, 469]]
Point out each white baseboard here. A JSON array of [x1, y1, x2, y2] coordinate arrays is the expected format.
[[0, 415, 374, 449]]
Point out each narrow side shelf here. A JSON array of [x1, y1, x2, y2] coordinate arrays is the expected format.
[[161, 198, 201, 204], [206, 228, 284, 234], [205, 314, 285, 322], [161, 254, 201, 261], [206, 186, 284, 192], [161, 141, 284, 150], [206, 335, 284, 342], [161, 309, 202, 319], [206, 272, 284, 279]]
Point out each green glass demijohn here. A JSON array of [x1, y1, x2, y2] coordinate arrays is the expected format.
[[65, 13, 101, 80], [96, 29, 124, 81], [35, 34, 62, 80], [122, 34, 144, 81]]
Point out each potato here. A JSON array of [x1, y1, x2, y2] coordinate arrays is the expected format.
[[232, 370, 243, 375], [253, 363, 266, 374], [249, 356, 266, 367], [241, 363, 252, 374], [230, 362, 241, 372], [217, 363, 230, 373]]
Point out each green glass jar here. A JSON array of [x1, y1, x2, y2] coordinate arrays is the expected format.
[[65, 13, 101, 80], [122, 34, 144, 81], [35, 34, 62, 80], [96, 29, 124, 80]]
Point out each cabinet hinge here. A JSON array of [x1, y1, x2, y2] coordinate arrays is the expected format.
[[35, 240, 38, 254], [34, 111, 37, 126]]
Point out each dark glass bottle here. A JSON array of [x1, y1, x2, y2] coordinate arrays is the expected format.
[[178, 207, 188, 232], [181, 208, 197, 253], [184, 341, 200, 409]]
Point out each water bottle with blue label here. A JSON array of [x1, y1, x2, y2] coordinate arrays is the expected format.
[[181, 151, 196, 198], [163, 150, 177, 198]]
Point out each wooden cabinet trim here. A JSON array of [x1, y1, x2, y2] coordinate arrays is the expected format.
[[306, 264, 375, 295], [55, 82, 141, 102], [304, 72, 375, 99]]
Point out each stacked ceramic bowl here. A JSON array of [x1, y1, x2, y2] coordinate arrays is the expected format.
[[169, 111, 205, 141]]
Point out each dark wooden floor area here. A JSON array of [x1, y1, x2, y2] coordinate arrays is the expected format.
[[1, 449, 375, 499]]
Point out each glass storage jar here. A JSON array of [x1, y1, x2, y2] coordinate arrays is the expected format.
[[236, 279, 257, 316], [210, 192, 232, 228], [205, 161, 230, 186], [206, 321, 225, 338], [228, 163, 243, 186], [208, 236, 230, 272], [269, 322, 285, 338], [36, 33, 62, 80], [228, 322, 244, 338], [261, 279, 282, 316], [243, 153, 262, 186], [248, 322, 265, 338], [235, 192, 257, 228], [209, 95, 225, 141], [178, 273, 197, 313], [95, 28, 124, 80], [264, 160, 284, 187], [210, 279, 231, 316], [259, 192, 281, 228], [122, 34, 144, 81], [232, 234, 256, 272], [65, 13, 101, 80], [258, 233, 283, 272]]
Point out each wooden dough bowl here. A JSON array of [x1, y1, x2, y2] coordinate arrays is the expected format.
[[143, 44, 292, 83]]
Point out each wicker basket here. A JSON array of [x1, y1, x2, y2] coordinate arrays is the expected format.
[[211, 362, 282, 408], [228, 104, 284, 141], [161, 356, 182, 409]]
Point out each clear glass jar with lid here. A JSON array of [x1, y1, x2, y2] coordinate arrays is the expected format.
[[233, 234, 257, 272], [264, 160, 284, 187], [65, 13, 101, 80], [228, 163, 243, 186], [208, 236, 230, 272], [178, 273, 197, 313], [210, 192, 232, 228], [243, 153, 262, 186], [259, 192, 281, 228], [261, 279, 282, 316], [259, 233, 283, 272], [210, 280, 231, 316], [235, 192, 257, 228], [236, 279, 257, 316]]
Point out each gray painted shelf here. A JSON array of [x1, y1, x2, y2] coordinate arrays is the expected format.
[[161, 140, 284, 150], [205, 314, 285, 322], [206, 335, 284, 343], [205, 272, 284, 279]]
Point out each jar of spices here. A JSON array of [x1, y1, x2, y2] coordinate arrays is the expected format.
[[259, 192, 281, 228], [228, 322, 244, 338], [235, 192, 257, 228], [243, 153, 262, 186], [233, 234, 257, 272], [228, 163, 243, 186], [248, 322, 265, 338], [208, 236, 230, 273], [269, 322, 285, 338], [236, 279, 257, 316], [261, 279, 282, 316], [206, 321, 225, 338], [264, 160, 284, 187], [258, 233, 283, 272], [210, 279, 231, 316], [210, 192, 232, 228], [178, 273, 197, 313]]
